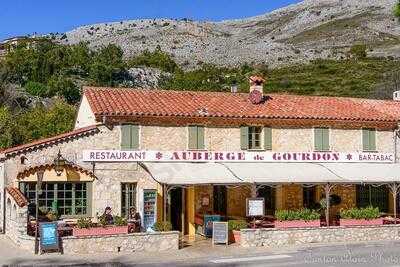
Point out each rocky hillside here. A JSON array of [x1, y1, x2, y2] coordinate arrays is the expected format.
[[60, 0, 400, 68]]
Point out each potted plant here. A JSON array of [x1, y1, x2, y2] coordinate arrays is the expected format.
[[275, 208, 321, 228], [339, 206, 383, 226], [228, 220, 247, 244], [73, 216, 129, 237], [152, 221, 172, 232]]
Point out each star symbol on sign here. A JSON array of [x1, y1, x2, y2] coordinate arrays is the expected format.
[[156, 152, 163, 160], [346, 154, 353, 160]]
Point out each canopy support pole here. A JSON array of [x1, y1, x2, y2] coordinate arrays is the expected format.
[[163, 184, 167, 223], [324, 183, 335, 227], [388, 183, 400, 224]]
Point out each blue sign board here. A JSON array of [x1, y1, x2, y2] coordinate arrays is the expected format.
[[204, 215, 221, 237], [39, 222, 60, 252]]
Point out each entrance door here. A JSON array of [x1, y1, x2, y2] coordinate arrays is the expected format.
[[213, 186, 227, 216], [170, 188, 183, 231]]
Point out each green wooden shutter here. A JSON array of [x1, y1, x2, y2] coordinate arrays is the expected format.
[[240, 126, 249, 150], [197, 126, 205, 149], [362, 129, 369, 151], [121, 125, 131, 150], [369, 130, 376, 151], [188, 126, 198, 149], [314, 128, 323, 151], [131, 125, 140, 149], [322, 128, 329, 151], [264, 127, 272, 150]]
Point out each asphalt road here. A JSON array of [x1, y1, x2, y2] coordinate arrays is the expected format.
[[3, 241, 400, 267]]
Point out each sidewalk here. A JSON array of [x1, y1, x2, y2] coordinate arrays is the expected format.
[[0, 235, 291, 266]]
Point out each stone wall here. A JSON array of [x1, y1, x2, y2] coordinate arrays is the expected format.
[[62, 231, 179, 254], [241, 225, 400, 247]]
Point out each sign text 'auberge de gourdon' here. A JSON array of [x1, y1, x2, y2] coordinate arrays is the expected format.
[[82, 150, 394, 163]]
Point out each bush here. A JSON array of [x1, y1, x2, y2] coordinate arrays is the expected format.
[[128, 46, 179, 73], [340, 206, 380, 220], [24, 81, 48, 97], [152, 221, 172, 232], [394, 1, 400, 19], [349, 44, 367, 59], [275, 209, 320, 221], [114, 216, 127, 226], [228, 220, 248, 231], [77, 217, 93, 229]]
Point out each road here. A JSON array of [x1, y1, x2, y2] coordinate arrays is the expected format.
[[3, 239, 400, 266]]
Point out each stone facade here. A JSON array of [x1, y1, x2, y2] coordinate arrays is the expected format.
[[62, 231, 179, 254], [240, 225, 400, 247]]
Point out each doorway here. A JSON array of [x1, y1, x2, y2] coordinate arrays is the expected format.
[[213, 186, 227, 216], [170, 187, 183, 231]]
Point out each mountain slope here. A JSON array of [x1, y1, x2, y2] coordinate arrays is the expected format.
[[61, 0, 400, 68]]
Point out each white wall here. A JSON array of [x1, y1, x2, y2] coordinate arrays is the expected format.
[[74, 95, 96, 129]]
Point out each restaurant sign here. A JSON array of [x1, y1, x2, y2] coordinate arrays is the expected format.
[[82, 150, 395, 163]]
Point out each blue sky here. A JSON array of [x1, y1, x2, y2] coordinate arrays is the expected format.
[[0, 0, 301, 40]]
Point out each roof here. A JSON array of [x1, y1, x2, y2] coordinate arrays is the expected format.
[[83, 87, 400, 124], [0, 125, 99, 157], [6, 187, 28, 208]]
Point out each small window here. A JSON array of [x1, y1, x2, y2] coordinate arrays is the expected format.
[[248, 126, 262, 150], [188, 126, 205, 150], [314, 128, 330, 151], [356, 185, 388, 212], [121, 124, 139, 150], [362, 128, 376, 151], [121, 183, 137, 218]]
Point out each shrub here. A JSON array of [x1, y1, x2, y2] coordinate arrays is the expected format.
[[24, 81, 48, 97], [394, 1, 400, 19], [349, 44, 367, 59], [275, 209, 320, 221], [114, 216, 127, 226], [152, 221, 172, 232], [228, 220, 248, 231], [77, 217, 93, 229], [340, 206, 380, 220]]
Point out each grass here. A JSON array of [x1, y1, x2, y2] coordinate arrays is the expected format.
[[264, 58, 400, 98]]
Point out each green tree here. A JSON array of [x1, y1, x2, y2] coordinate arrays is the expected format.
[[24, 81, 48, 97], [0, 107, 14, 149], [47, 75, 80, 104], [128, 46, 179, 73], [394, 0, 400, 19]]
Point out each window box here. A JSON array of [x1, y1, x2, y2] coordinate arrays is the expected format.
[[72, 225, 129, 237], [274, 220, 320, 228], [339, 218, 383, 227]]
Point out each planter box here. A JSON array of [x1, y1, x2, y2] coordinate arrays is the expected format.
[[73, 226, 129, 237], [339, 218, 384, 227], [274, 220, 320, 228], [229, 230, 241, 244]]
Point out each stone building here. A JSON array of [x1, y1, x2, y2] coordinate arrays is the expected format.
[[1, 76, 400, 240]]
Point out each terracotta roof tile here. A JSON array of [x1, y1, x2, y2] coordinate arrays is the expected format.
[[83, 87, 400, 123], [0, 125, 99, 156], [6, 187, 28, 208]]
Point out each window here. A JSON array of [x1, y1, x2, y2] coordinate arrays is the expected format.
[[362, 128, 376, 151], [121, 183, 137, 218], [303, 187, 317, 209], [121, 124, 139, 150], [241, 126, 272, 150], [20, 182, 90, 216], [356, 185, 388, 212], [256, 186, 275, 215], [314, 128, 330, 151], [188, 125, 205, 150]]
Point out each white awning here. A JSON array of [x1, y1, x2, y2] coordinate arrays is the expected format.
[[320, 163, 400, 183], [141, 162, 243, 185], [221, 162, 347, 184]]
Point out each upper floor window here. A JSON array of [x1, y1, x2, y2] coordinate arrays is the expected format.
[[188, 125, 205, 150], [314, 127, 330, 151], [121, 124, 139, 150], [240, 126, 272, 150], [362, 128, 376, 151]]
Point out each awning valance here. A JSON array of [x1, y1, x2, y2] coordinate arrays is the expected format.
[[141, 162, 400, 185], [141, 162, 243, 185]]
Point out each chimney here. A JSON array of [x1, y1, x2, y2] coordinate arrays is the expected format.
[[248, 76, 265, 104], [394, 91, 400, 101], [230, 83, 238, 93]]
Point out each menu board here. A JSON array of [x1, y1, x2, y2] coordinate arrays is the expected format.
[[212, 222, 228, 245], [246, 197, 265, 217], [143, 189, 157, 231], [39, 222, 60, 253], [204, 214, 221, 237]]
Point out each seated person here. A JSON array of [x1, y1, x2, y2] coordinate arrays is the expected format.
[[102, 206, 114, 225], [128, 207, 141, 232]]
